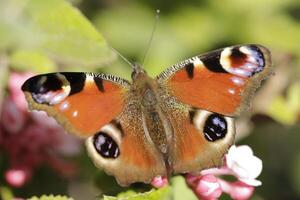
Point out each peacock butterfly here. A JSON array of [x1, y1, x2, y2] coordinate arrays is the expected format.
[[21, 44, 272, 186]]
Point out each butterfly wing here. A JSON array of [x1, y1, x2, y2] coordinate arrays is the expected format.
[[164, 104, 235, 173], [157, 44, 272, 173], [22, 72, 166, 186], [157, 44, 272, 116], [22, 72, 129, 137], [85, 99, 167, 186]]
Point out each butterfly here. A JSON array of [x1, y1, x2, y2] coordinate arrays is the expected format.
[[22, 44, 272, 186]]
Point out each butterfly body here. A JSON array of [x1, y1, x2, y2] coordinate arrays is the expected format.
[[22, 44, 272, 186]]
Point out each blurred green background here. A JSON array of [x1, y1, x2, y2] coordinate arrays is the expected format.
[[0, 0, 300, 199]]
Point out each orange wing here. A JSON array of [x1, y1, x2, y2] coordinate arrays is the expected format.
[[158, 44, 272, 173], [165, 106, 235, 174], [22, 72, 166, 186], [157, 44, 272, 116], [22, 72, 129, 137], [86, 102, 166, 186]]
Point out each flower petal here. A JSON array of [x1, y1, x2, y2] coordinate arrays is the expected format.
[[186, 174, 222, 200], [151, 176, 168, 188], [239, 178, 262, 187], [226, 145, 263, 184], [5, 169, 29, 188]]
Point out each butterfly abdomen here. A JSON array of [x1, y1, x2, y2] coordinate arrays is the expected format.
[[138, 84, 170, 156]]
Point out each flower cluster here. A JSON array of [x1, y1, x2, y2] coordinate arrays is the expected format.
[[151, 145, 263, 200], [0, 73, 81, 188]]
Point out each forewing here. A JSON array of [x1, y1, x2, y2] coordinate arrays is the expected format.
[[157, 44, 272, 116], [22, 72, 129, 137]]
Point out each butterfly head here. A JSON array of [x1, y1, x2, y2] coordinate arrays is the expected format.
[[131, 63, 147, 81]]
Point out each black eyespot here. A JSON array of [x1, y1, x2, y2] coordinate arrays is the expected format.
[[22, 74, 63, 94], [203, 114, 227, 141], [93, 132, 120, 158]]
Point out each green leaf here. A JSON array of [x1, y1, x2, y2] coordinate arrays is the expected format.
[[171, 176, 197, 200], [28, 195, 74, 200], [22, 0, 115, 68], [288, 82, 300, 112], [267, 82, 300, 125], [0, 187, 14, 200], [0, 0, 115, 70], [102, 187, 171, 200], [267, 97, 296, 124], [10, 50, 56, 72]]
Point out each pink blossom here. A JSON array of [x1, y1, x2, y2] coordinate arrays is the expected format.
[[186, 174, 222, 200], [8, 72, 33, 111], [151, 145, 262, 200], [219, 180, 254, 200], [4, 168, 30, 188], [151, 176, 168, 188], [185, 145, 262, 199]]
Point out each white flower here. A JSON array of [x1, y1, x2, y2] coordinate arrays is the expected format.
[[226, 145, 263, 186]]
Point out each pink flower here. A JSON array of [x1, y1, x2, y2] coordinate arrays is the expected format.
[[185, 145, 262, 200], [219, 180, 254, 200], [8, 72, 33, 111], [151, 176, 168, 188], [196, 175, 222, 200], [186, 174, 222, 200], [4, 168, 31, 188], [151, 145, 262, 199]]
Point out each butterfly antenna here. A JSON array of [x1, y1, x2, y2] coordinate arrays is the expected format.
[[141, 9, 160, 66], [109, 46, 135, 69]]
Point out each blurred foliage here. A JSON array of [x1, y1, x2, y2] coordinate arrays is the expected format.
[[102, 187, 171, 200], [0, 0, 114, 71], [0, 186, 14, 200], [171, 176, 198, 200], [242, 121, 300, 199], [10, 50, 57, 72], [18, 167, 69, 198], [28, 195, 74, 200], [267, 82, 300, 124], [0, 0, 299, 199]]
